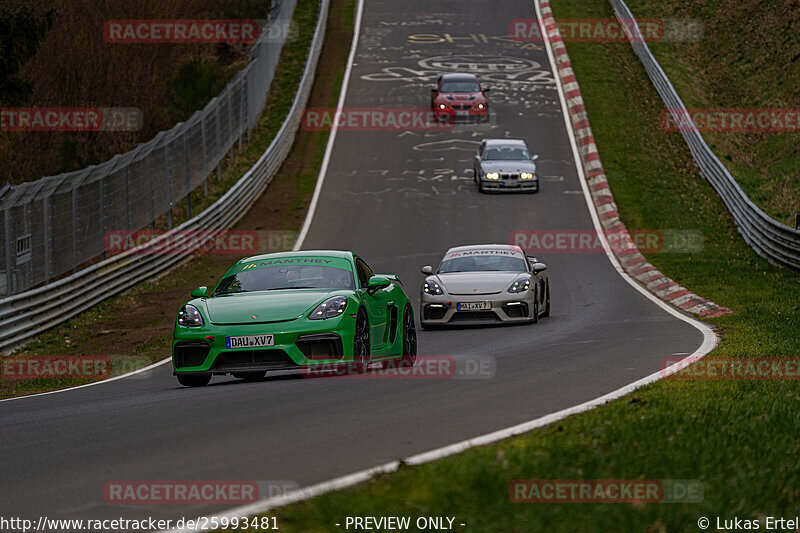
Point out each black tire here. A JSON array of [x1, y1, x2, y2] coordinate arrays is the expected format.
[[177, 373, 211, 387], [352, 308, 371, 373], [542, 282, 551, 317], [232, 371, 266, 381], [531, 288, 539, 324], [383, 304, 417, 369]]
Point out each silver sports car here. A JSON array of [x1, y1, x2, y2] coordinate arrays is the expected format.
[[473, 139, 540, 193], [419, 244, 550, 328]]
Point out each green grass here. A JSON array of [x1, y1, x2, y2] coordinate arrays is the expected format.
[[626, 0, 800, 227], [232, 0, 800, 531]]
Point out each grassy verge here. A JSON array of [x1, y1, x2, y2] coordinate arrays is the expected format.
[[625, 0, 800, 226], [231, 1, 800, 531], [0, 0, 347, 400]]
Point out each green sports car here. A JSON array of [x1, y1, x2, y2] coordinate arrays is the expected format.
[[172, 250, 417, 387]]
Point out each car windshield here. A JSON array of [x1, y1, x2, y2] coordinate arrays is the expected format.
[[441, 80, 480, 92], [439, 255, 527, 273], [482, 146, 530, 161], [213, 264, 355, 295]]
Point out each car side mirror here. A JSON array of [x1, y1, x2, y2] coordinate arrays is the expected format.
[[191, 286, 208, 298], [431, 87, 438, 93], [474, 155, 481, 161], [367, 275, 391, 293], [532, 154, 539, 161], [421, 265, 434, 275], [483, 87, 491, 92], [532, 262, 547, 274]]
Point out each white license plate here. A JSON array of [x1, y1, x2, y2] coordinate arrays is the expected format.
[[455, 110, 469, 116], [457, 302, 490, 311], [226, 334, 274, 348]]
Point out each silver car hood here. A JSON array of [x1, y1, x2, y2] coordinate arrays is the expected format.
[[435, 271, 526, 295], [480, 160, 537, 174]]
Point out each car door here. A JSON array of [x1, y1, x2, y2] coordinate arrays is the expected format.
[[355, 257, 392, 353]]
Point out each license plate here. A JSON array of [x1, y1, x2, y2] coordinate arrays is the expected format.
[[226, 334, 274, 348], [455, 110, 469, 116], [457, 302, 490, 311]]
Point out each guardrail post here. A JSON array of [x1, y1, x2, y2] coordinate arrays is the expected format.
[[796, 214, 799, 231]]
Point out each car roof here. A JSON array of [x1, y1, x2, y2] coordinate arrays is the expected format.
[[441, 73, 478, 81], [444, 244, 524, 255], [237, 250, 353, 264], [483, 138, 528, 148]]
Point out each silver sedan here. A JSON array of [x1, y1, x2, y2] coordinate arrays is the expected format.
[[419, 245, 550, 328]]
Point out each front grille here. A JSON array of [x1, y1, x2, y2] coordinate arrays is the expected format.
[[450, 311, 499, 322], [174, 342, 210, 368], [502, 302, 529, 318], [211, 349, 295, 371], [424, 304, 448, 320], [501, 173, 519, 180], [452, 104, 472, 110], [296, 334, 343, 360]]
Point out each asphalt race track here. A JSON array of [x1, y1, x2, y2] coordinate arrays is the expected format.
[[0, 0, 704, 526]]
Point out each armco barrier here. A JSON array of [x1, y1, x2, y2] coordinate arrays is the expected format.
[[0, 0, 329, 350], [608, 0, 800, 271]]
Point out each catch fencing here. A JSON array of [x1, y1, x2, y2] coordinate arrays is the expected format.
[[0, 0, 329, 349]]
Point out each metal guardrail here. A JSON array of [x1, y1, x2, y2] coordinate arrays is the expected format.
[[609, 0, 800, 271], [0, 0, 330, 350]]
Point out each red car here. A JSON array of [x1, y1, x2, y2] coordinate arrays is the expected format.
[[431, 73, 490, 123]]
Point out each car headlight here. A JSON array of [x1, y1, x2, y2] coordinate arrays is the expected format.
[[438, 103, 447, 110], [508, 278, 531, 293], [309, 295, 348, 320], [423, 280, 443, 295], [520, 172, 535, 180], [485, 172, 499, 180], [178, 305, 204, 327], [477, 103, 485, 109]]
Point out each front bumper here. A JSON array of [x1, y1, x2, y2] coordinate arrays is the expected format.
[[172, 315, 354, 375], [435, 107, 489, 123], [481, 177, 539, 192], [420, 291, 536, 326]]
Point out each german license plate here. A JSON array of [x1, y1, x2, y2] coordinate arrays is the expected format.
[[455, 110, 469, 116], [457, 302, 490, 311], [225, 334, 274, 348]]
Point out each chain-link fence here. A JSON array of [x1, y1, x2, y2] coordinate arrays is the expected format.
[[0, 0, 298, 296]]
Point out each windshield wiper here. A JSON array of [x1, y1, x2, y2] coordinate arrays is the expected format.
[[265, 286, 319, 290]]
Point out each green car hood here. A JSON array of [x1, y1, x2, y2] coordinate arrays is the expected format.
[[204, 290, 342, 324]]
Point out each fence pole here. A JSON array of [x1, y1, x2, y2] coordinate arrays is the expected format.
[[147, 156, 155, 232], [43, 197, 50, 284], [184, 133, 192, 219], [165, 146, 172, 230], [201, 116, 208, 195], [4, 207, 13, 294], [71, 188, 78, 273]]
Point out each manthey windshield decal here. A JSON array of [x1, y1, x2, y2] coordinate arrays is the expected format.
[[443, 249, 524, 260], [233, 257, 353, 273]]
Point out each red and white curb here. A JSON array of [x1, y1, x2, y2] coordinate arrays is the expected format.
[[539, 0, 731, 319]]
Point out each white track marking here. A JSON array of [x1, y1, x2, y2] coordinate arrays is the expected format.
[[0, 357, 171, 404], [293, 0, 365, 251], [161, 1, 718, 530]]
